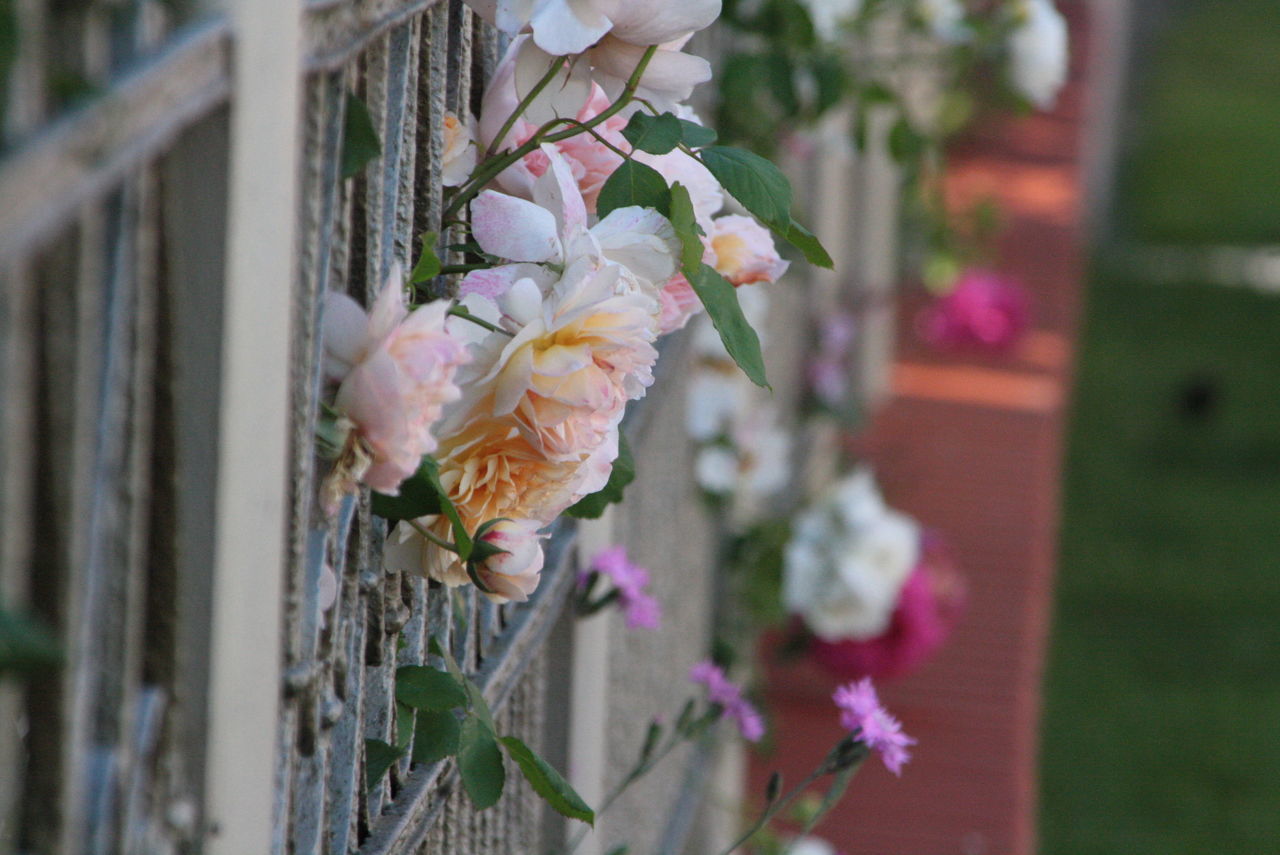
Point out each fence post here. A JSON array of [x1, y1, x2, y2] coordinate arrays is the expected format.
[[201, 2, 302, 853]]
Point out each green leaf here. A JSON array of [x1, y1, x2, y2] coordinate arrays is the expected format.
[[687, 264, 769, 388], [0, 608, 62, 676], [371, 458, 444, 521], [698, 146, 792, 232], [395, 701, 415, 751], [785, 220, 834, 269], [668, 183, 705, 273], [621, 111, 683, 155], [458, 717, 505, 809], [412, 709, 461, 764], [395, 665, 468, 711], [678, 120, 717, 149], [341, 92, 382, 179], [464, 679, 497, 732], [501, 735, 595, 825], [888, 116, 927, 164], [596, 159, 671, 219], [564, 433, 636, 519], [409, 232, 442, 283], [364, 739, 404, 791]]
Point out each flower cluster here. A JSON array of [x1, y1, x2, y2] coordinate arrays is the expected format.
[[319, 0, 804, 607], [689, 660, 765, 742]]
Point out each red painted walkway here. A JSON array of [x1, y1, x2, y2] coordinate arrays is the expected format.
[[751, 4, 1095, 853]]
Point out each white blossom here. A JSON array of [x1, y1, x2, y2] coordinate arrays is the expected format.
[[1008, 0, 1068, 109]]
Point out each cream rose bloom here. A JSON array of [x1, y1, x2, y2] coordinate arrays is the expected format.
[[441, 111, 478, 187]]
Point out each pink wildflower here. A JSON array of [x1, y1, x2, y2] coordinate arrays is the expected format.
[[832, 678, 915, 775], [689, 660, 765, 743], [585, 545, 662, 630]]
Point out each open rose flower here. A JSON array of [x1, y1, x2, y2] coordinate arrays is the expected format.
[[321, 267, 470, 505]]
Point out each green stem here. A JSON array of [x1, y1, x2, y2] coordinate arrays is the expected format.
[[409, 519, 458, 553], [442, 45, 658, 221], [447, 306, 514, 337], [555, 119, 631, 160], [438, 263, 492, 275], [485, 56, 568, 160], [714, 767, 827, 855]]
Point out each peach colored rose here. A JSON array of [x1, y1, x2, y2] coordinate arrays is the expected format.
[[658, 272, 702, 334], [709, 215, 789, 286]]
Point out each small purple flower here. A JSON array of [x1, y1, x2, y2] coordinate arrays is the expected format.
[[584, 545, 662, 630], [832, 678, 915, 776], [690, 660, 765, 743]]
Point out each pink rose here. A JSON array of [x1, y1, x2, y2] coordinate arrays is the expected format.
[[473, 518, 546, 603], [323, 268, 471, 498], [709, 215, 789, 286]]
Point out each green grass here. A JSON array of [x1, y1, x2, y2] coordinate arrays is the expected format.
[[1041, 281, 1280, 854], [1040, 2, 1280, 851], [1118, 0, 1280, 244]]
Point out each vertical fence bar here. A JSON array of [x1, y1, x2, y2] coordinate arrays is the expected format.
[[201, 1, 302, 853]]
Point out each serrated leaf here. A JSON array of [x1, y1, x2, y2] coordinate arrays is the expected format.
[[621, 111, 683, 155], [678, 119, 717, 148], [341, 92, 381, 179], [687, 264, 769, 388], [698, 146, 792, 233], [596, 159, 671, 219], [395, 701, 415, 751], [409, 232, 441, 283], [785, 220, 834, 269], [464, 679, 496, 732], [668, 183, 704, 273], [501, 735, 595, 825], [364, 739, 404, 791], [371, 458, 444, 521], [412, 709, 461, 764], [458, 717, 505, 809], [564, 433, 635, 519], [395, 665, 468, 711]]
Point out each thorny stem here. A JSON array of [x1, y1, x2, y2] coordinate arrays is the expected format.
[[442, 46, 658, 221], [484, 56, 569, 160]]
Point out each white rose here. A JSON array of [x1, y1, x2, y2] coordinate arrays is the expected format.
[[1008, 0, 1068, 109], [783, 472, 920, 640]]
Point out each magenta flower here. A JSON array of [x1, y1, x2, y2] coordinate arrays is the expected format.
[[583, 546, 662, 630], [917, 269, 1030, 353], [832, 678, 915, 775], [689, 660, 765, 743]]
